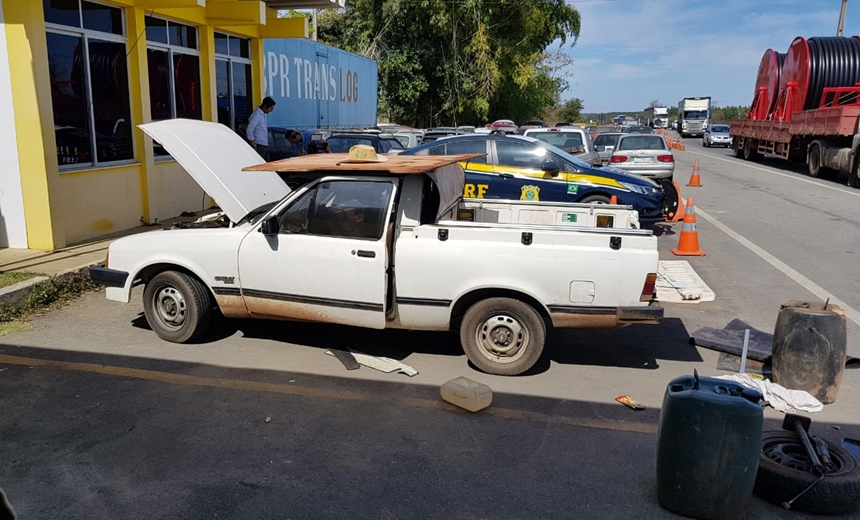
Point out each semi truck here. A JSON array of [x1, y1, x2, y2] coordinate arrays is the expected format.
[[677, 97, 711, 137], [643, 106, 669, 128], [729, 36, 860, 189]]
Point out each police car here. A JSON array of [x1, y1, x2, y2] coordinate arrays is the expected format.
[[400, 133, 677, 224]]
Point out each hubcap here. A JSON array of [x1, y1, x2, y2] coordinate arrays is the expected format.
[[475, 314, 528, 363], [152, 284, 187, 330], [763, 438, 843, 474]]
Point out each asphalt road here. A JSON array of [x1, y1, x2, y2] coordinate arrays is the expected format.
[[2, 145, 860, 519]]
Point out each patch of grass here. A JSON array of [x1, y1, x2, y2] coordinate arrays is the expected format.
[[0, 322, 30, 335], [0, 271, 43, 289], [0, 271, 98, 323]]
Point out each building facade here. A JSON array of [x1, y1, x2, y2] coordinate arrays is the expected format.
[[0, 0, 317, 250]]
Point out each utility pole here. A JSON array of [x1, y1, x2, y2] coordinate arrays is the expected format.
[[838, 0, 848, 36]]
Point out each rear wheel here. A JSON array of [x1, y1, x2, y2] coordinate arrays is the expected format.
[[742, 139, 759, 161], [460, 298, 546, 376], [850, 158, 860, 188], [732, 137, 744, 158]]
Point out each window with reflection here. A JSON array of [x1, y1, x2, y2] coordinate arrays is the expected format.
[[45, 0, 132, 169], [215, 32, 253, 134], [145, 15, 201, 156]]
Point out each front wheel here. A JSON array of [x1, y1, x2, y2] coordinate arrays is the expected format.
[[460, 298, 546, 376], [754, 432, 860, 515], [579, 194, 611, 204], [850, 159, 860, 188], [143, 271, 213, 343]]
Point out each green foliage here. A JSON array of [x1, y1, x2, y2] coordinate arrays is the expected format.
[[318, 0, 581, 127], [557, 98, 584, 123], [0, 272, 97, 323], [712, 105, 749, 123], [0, 271, 41, 289]]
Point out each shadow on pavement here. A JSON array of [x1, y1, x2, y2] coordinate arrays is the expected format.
[[0, 343, 856, 520]]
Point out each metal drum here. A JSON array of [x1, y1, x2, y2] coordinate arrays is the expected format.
[[657, 373, 763, 520], [772, 300, 847, 404]]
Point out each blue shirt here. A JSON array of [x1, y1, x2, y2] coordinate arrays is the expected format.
[[246, 107, 268, 146]]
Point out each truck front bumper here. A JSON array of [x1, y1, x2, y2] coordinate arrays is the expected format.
[[90, 266, 129, 288]]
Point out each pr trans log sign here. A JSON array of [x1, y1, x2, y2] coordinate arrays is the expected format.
[[262, 39, 378, 129]]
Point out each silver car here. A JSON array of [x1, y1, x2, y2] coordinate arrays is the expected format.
[[594, 132, 626, 166], [522, 127, 601, 167], [609, 134, 675, 180], [703, 124, 731, 147]]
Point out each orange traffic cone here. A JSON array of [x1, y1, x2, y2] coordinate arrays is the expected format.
[[671, 198, 706, 256], [610, 195, 618, 204], [678, 138, 686, 151], [687, 158, 702, 187], [668, 137, 676, 149], [666, 181, 686, 222]]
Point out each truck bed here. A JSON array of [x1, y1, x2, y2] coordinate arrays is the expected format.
[[731, 106, 860, 144], [454, 198, 640, 229]]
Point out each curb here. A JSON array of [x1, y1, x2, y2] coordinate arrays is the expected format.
[[0, 260, 103, 312]]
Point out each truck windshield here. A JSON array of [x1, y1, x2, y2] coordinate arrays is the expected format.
[[683, 111, 708, 120]]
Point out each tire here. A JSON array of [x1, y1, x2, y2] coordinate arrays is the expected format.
[[143, 271, 213, 343], [808, 144, 823, 177], [743, 139, 759, 161], [732, 137, 744, 158], [850, 159, 860, 188], [702, 139, 706, 147], [459, 297, 546, 376], [754, 432, 860, 515], [580, 194, 611, 204]]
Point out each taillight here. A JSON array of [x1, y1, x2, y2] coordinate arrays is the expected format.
[[657, 155, 674, 163], [610, 155, 627, 163], [640, 273, 657, 302]]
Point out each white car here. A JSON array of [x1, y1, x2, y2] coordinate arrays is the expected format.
[[523, 127, 601, 167], [90, 120, 663, 376]]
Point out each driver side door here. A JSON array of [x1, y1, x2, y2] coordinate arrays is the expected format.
[[237, 179, 397, 329]]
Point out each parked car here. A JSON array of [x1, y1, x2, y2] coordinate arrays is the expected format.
[[392, 132, 421, 149], [703, 124, 731, 147], [484, 119, 518, 133], [593, 132, 627, 166], [626, 126, 654, 134], [522, 127, 601, 167], [96, 119, 664, 376], [326, 133, 401, 154], [610, 134, 675, 180], [401, 133, 677, 225]]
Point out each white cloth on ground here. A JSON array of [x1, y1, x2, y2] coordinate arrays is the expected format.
[[715, 374, 824, 413]]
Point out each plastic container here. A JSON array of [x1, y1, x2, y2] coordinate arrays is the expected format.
[[440, 377, 492, 412], [657, 373, 763, 520], [772, 300, 847, 404]]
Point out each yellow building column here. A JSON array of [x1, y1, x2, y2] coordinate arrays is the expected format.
[[3, 0, 65, 249], [251, 37, 265, 107], [199, 25, 216, 122], [126, 6, 155, 224]]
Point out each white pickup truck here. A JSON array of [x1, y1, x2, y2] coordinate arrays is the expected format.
[[90, 120, 663, 375]]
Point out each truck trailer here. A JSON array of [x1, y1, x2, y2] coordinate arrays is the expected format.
[[643, 106, 669, 128], [677, 97, 711, 137], [729, 36, 860, 188]]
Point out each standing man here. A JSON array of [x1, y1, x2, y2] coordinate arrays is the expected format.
[[246, 96, 276, 161]]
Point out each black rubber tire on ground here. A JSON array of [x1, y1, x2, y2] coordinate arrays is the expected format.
[[143, 271, 214, 343], [743, 139, 759, 161], [850, 159, 860, 188], [808, 144, 823, 177], [732, 137, 744, 158], [754, 431, 860, 515], [579, 194, 612, 204], [459, 297, 546, 376]]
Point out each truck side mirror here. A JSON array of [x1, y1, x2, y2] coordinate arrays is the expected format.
[[542, 161, 560, 176], [259, 216, 279, 235]]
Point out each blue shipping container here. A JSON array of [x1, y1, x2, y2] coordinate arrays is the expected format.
[[262, 39, 378, 129]]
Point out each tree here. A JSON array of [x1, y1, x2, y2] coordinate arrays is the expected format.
[[648, 99, 662, 108], [317, 0, 581, 127], [556, 98, 584, 123]]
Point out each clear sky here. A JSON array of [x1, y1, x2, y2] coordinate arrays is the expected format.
[[562, 0, 860, 113]]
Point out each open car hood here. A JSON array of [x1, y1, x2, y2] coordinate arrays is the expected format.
[[139, 119, 290, 223]]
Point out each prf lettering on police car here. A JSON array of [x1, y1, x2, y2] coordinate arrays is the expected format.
[[463, 184, 489, 198]]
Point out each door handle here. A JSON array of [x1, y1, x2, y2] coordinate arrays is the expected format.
[[498, 173, 514, 179], [356, 250, 376, 258]]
